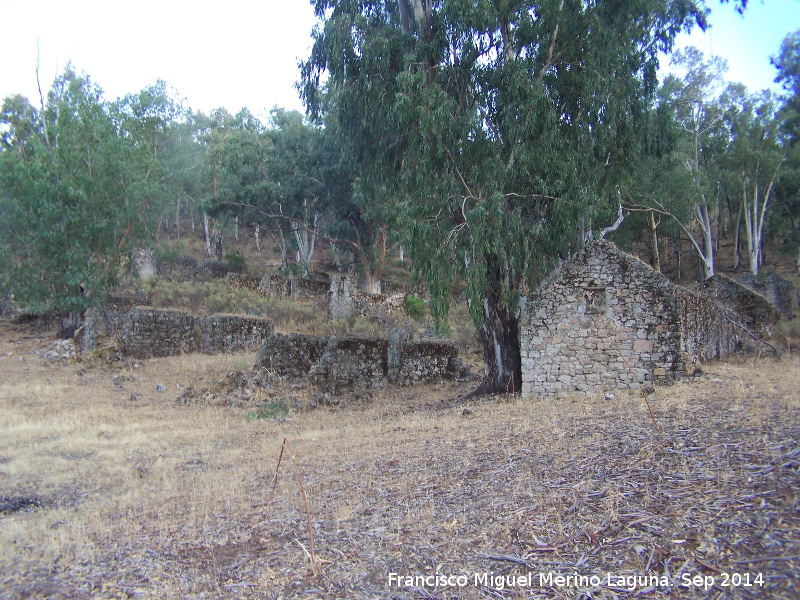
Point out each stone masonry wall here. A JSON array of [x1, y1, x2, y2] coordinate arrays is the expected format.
[[388, 339, 457, 385], [521, 242, 683, 397], [255, 333, 328, 377], [254, 332, 461, 390], [679, 291, 744, 364], [695, 274, 776, 334], [310, 335, 388, 393], [520, 241, 751, 398], [84, 307, 274, 359], [121, 308, 199, 358]]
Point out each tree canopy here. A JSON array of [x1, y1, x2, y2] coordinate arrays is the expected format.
[[301, 0, 708, 394]]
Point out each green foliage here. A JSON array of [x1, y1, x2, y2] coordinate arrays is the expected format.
[[301, 0, 706, 388], [0, 69, 197, 314], [404, 295, 426, 321], [153, 242, 186, 263], [245, 400, 290, 421], [225, 252, 247, 274]]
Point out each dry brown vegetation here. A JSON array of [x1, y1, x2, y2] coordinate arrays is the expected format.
[[0, 320, 798, 600]]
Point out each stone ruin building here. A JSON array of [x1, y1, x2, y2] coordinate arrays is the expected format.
[[520, 241, 776, 398], [254, 330, 471, 393]]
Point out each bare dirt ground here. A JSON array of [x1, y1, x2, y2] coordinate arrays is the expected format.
[[0, 320, 798, 599]]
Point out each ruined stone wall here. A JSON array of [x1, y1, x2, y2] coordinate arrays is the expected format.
[[200, 315, 275, 354], [255, 333, 327, 377], [254, 331, 462, 390], [521, 242, 684, 398], [695, 274, 776, 333], [155, 256, 229, 281], [678, 291, 744, 364], [737, 271, 795, 321], [520, 241, 757, 398], [388, 339, 457, 385], [83, 307, 273, 358], [310, 335, 388, 392], [256, 273, 329, 300], [121, 308, 199, 358]]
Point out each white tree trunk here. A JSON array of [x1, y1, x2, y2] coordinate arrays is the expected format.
[[292, 212, 317, 277], [203, 212, 212, 257], [234, 216, 239, 242], [693, 199, 715, 279], [254, 224, 261, 252], [743, 171, 778, 277]]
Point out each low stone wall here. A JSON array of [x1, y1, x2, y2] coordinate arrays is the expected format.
[[83, 307, 273, 358], [255, 333, 327, 377], [121, 308, 199, 358], [156, 256, 230, 281], [200, 314, 276, 354], [310, 335, 388, 392], [254, 331, 463, 391], [388, 339, 457, 385], [257, 273, 329, 300], [696, 274, 776, 333]]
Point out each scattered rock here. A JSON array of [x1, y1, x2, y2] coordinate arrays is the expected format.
[[604, 392, 616, 401], [129, 393, 138, 402], [0, 496, 43, 515], [156, 384, 167, 392]]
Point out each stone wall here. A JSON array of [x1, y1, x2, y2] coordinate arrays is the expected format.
[[679, 292, 744, 363], [696, 274, 776, 333], [255, 333, 327, 377], [256, 273, 329, 300], [83, 307, 273, 359], [388, 339, 457, 385], [200, 314, 276, 354], [254, 331, 463, 391], [155, 256, 229, 281], [520, 241, 750, 398], [121, 308, 199, 358], [310, 335, 388, 392], [737, 271, 796, 321]]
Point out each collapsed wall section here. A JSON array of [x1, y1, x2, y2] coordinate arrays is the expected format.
[[678, 290, 748, 363], [253, 332, 463, 390]]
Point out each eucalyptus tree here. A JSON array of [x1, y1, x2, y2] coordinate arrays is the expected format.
[[656, 47, 730, 279], [721, 86, 785, 276], [111, 80, 191, 242], [301, 0, 707, 395], [772, 30, 800, 274], [0, 68, 138, 316]]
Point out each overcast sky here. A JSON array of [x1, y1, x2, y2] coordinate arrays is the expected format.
[[0, 1, 798, 121]]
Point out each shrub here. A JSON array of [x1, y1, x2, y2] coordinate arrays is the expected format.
[[225, 252, 247, 274], [405, 295, 427, 320], [245, 400, 289, 421]]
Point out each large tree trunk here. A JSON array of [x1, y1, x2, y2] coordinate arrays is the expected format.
[[473, 293, 521, 396], [463, 266, 522, 399]]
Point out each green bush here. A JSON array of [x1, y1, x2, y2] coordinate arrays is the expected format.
[[225, 252, 247, 274], [245, 400, 289, 421], [405, 295, 427, 321], [153, 242, 186, 263]]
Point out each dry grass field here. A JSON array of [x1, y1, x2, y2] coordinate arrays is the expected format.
[[0, 320, 798, 599]]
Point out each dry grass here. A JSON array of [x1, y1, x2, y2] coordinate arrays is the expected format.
[[0, 321, 798, 599]]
